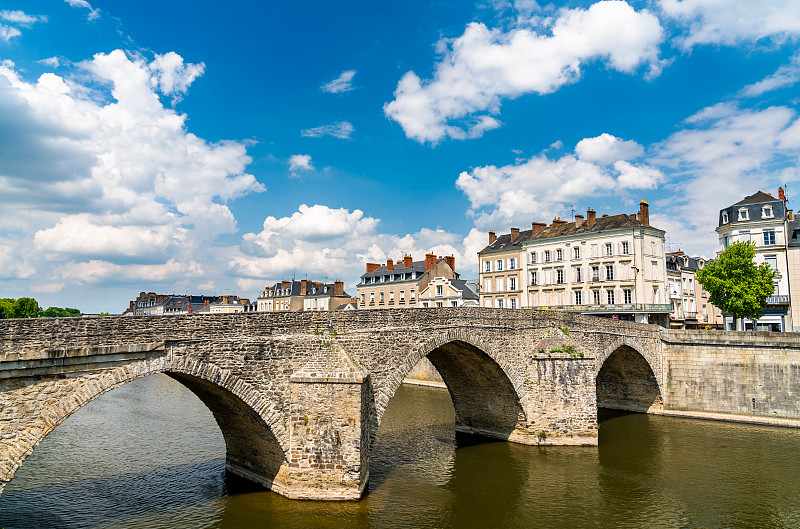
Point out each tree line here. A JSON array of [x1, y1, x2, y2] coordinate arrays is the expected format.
[[0, 297, 82, 319]]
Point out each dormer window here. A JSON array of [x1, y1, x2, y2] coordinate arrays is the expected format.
[[738, 208, 749, 221], [722, 211, 729, 224], [762, 205, 774, 219]]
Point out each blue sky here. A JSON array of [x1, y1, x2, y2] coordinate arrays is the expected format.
[[2, 0, 800, 313]]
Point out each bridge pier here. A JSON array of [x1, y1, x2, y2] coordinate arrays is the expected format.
[[273, 351, 371, 500]]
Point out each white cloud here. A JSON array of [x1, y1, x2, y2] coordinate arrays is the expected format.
[[660, 0, 800, 48], [0, 25, 21, 42], [31, 282, 65, 293], [64, 0, 100, 21], [0, 50, 264, 289], [575, 133, 644, 164], [301, 121, 354, 139], [613, 160, 664, 189], [741, 53, 800, 97], [288, 154, 314, 174], [384, 0, 664, 143], [57, 259, 206, 284], [231, 204, 482, 284], [38, 56, 63, 68], [0, 10, 47, 25], [322, 70, 356, 93]]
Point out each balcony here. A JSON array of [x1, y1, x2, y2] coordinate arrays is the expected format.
[[765, 295, 790, 305]]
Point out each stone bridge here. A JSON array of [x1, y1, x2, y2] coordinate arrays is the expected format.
[[1, 309, 799, 500]]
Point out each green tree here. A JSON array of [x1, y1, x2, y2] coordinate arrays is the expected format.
[[696, 241, 776, 329], [0, 298, 14, 318], [13, 297, 41, 318], [41, 307, 82, 318]]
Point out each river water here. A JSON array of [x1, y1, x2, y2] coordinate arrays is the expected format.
[[2, 374, 800, 529]]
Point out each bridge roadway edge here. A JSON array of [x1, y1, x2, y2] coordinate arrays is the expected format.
[[1, 309, 799, 500]]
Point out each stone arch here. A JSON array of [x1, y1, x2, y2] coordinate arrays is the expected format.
[[595, 338, 663, 413], [374, 329, 527, 442], [1, 355, 288, 494]]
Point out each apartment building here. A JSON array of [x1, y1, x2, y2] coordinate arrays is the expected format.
[[257, 280, 349, 312], [479, 200, 670, 325], [124, 292, 220, 316], [716, 189, 793, 331], [357, 254, 458, 309], [666, 251, 723, 329], [418, 277, 479, 308]]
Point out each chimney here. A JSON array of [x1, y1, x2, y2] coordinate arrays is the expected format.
[[779, 187, 786, 201], [629, 214, 637, 220], [334, 280, 344, 296], [531, 222, 546, 235], [129, 301, 134, 311], [204, 299, 209, 306], [425, 253, 437, 271], [489, 230, 497, 244], [188, 304, 192, 313], [586, 209, 596, 227], [789, 209, 794, 221], [404, 255, 413, 269], [551, 217, 567, 227], [444, 255, 455, 271], [300, 280, 308, 295], [575, 214, 585, 227], [386, 258, 394, 271], [510, 227, 520, 242], [638, 199, 650, 227], [281, 280, 290, 288], [366, 262, 380, 274]]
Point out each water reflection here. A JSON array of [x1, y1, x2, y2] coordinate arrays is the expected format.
[[1, 374, 799, 529]]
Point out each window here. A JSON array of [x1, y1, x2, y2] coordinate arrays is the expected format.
[[484, 279, 491, 293], [530, 252, 537, 264], [380, 292, 384, 302], [607, 290, 615, 304], [389, 290, 394, 301], [739, 230, 750, 242], [436, 302, 443, 308], [361, 293, 366, 304], [422, 302, 429, 308], [762, 205, 774, 219], [573, 247, 581, 259], [496, 259, 504, 271], [722, 211, 729, 224], [509, 277, 517, 290], [605, 243, 613, 256], [575, 267, 582, 282], [593, 290, 601, 305], [496, 299, 504, 309], [556, 269, 565, 284], [530, 271, 538, 286], [400, 290, 405, 301], [436, 285, 443, 296], [605, 265, 614, 281], [509, 257, 517, 269], [764, 229, 776, 245], [484, 260, 491, 272], [452, 301, 458, 307], [765, 255, 778, 271], [592, 266, 600, 282], [723, 235, 730, 248], [370, 292, 375, 302], [544, 250, 551, 262], [485, 299, 491, 308], [624, 289, 632, 304], [652, 261, 658, 279], [574, 290, 583, 305], [738, 208, 749, 221], [410, 289, 416, 299], [591, 244, 599, 257], [689, 278, 694, 294], [510, 298, 518, 309], [497, 278, 504, 291], [621, 241, 629, 255], [556, 249, 563, 261]]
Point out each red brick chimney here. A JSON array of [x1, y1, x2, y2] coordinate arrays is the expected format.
[[366, 263, 380, 274], [531, 222, 546, 235], [204, 299, 209, 306], [551, 217, 567, 227], [386, 258, 393, 271], [334, 280, 344, 296], [404, 255, 413, 269], [425, 253, 437, 271], [444, 255, 455, 271], [586, 209, 596, 227], [489, 230, 497, 244], [638, 200, 650, 227], [575, 214, 585, 227], [300, 280, 308, 295], [779, 187, 786, 201], [509, 227, 519, 242]]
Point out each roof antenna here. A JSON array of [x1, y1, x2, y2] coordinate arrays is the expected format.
[[568, 204, 576, 221]]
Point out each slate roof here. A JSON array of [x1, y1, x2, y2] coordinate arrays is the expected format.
[[666, 253, 705, 272], [733, 191, 777, 206], [450, 279, 479, 300], [479, 213, 659, 254], [719, 191, 785, 227]]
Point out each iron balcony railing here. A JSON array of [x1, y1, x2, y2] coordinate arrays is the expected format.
[[765, 295, 790, 305], [532, 304, 672, 313]]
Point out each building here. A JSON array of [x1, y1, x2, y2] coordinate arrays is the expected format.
[[666, 251, 723, 329], [209, 295, 251, 314], [479, 200, 671, 325], [125, 292, 220, 316], [257, 280, 350, 312], [716, 189, 793, 331], [418, 277, 479, 308], [357, 254, 458, 309]]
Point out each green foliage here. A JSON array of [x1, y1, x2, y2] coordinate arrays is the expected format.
[[41, 307, 82, 318], [12, 297, 40, 318], [0, 298, 13, 318], [696, 241, 776, 324], [0, 297, 82, 318], [558, 325, 570, 336]]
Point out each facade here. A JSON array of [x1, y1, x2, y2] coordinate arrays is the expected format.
[[666, 252, 723, 329], [356, 254, 458, 309], [479, 201, 671, 325], [716, 189, 793, 331], [209, 295, 251, 314], [418, 277, 479, 308], [257, 280, 349, 312], [125, 292, 220, 316]]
